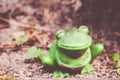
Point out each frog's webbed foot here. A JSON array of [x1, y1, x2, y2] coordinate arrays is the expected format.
[[53, 70, 70, 78], [81, 64, 95, 74], [90, 43, 104, 59]]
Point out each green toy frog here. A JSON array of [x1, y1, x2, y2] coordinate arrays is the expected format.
[[40, 25, 104, 74]]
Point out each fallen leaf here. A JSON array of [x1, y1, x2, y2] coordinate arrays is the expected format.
[[17, 35, 29, 46], [11, 31, 25, 42]]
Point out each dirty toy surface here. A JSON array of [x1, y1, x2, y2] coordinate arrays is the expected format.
[[41, 25, 104, 71]]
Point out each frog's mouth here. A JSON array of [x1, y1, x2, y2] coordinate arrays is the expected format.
[[58, 43, 90, 50], [55, 48, 91, 69], [58, 47, 87, 59]]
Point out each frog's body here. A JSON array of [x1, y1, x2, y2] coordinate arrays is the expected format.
[[41, 25, 104, 71]]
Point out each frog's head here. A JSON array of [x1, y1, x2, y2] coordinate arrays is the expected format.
[[56, 25, 92, 50]]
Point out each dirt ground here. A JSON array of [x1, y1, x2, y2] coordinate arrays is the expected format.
[[0, 0, 120, 80]]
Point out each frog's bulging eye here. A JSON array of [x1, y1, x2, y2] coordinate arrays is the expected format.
[[79, 25, 89, 34], [56, 30, 65, 39]]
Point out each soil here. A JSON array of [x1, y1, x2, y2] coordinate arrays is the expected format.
[[0, 0, 120, 80]]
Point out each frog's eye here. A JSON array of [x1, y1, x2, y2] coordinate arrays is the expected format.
[[79, 25, 89, 34], [56, 30, 65, 39]]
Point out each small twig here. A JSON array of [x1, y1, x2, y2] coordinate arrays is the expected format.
[[114, 32, 120, 37], [0, 16, 9, 23]]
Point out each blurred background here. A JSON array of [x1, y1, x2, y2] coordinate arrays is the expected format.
[[0, 0, 120, 79], [0, 0, 120, 51], [0, 0, 120, 30]]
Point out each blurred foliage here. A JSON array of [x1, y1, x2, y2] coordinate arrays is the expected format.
[[27, 46, 41, 59], [112, 53, 120, 74]]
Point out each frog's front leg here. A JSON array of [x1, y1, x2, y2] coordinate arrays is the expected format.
[[40, 41, 57, 66], [49, 41, 57, 60], [90, 43, 104, 59], [41, 54, 54, 66]]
